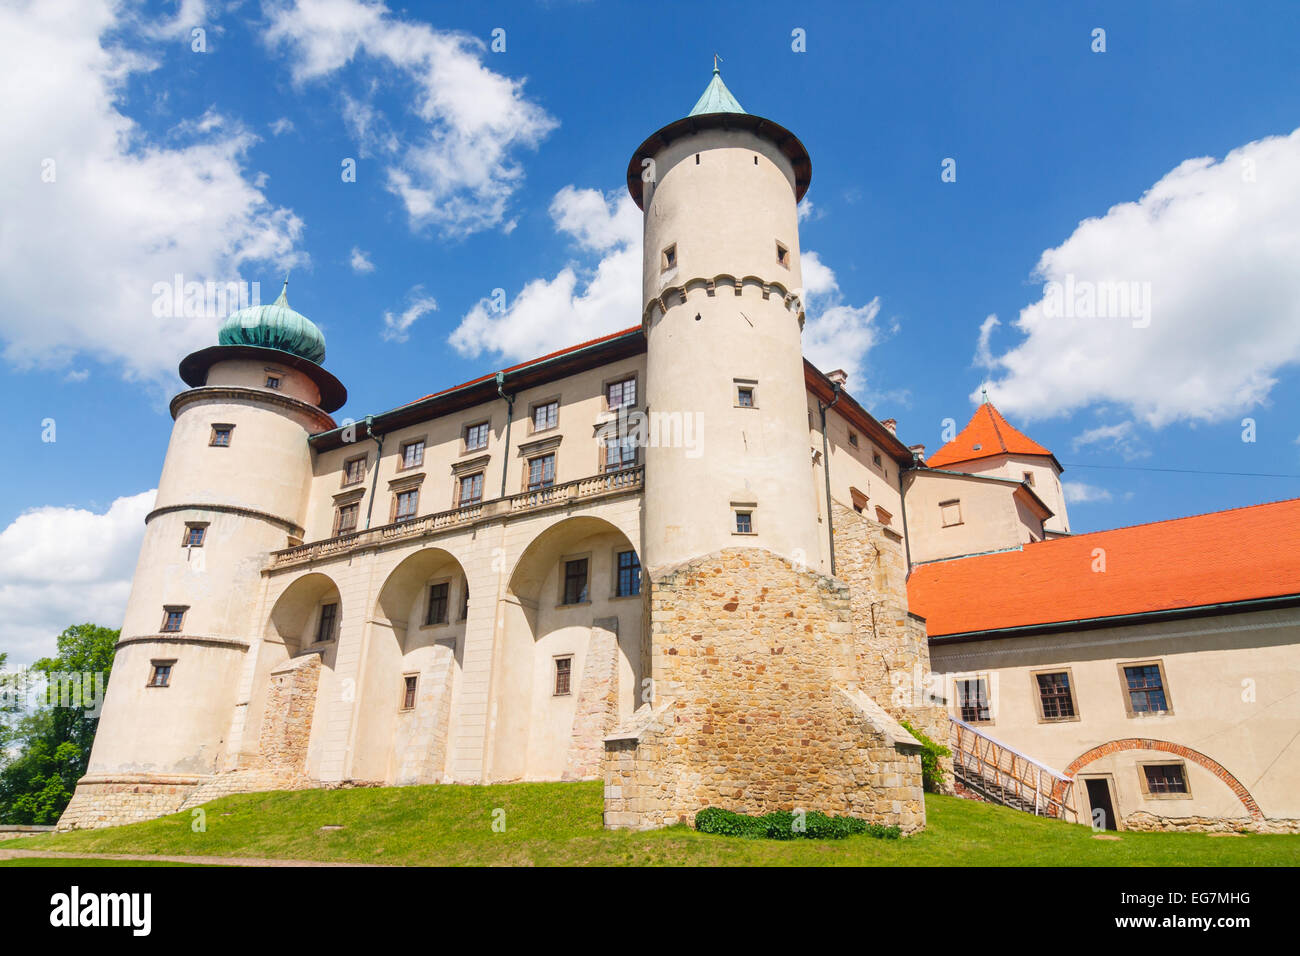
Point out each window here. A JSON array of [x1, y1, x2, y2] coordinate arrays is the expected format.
[[872, 452, 882, 467], [147, 661, 174, 688], [334, 502, 359, 535], [1022, 471, 1035, 487], [554, 657, 573, 696], [183, 524, 206, 548], [606, 377, 637, 410], [464, 421, 490, 452], [956, 677, 991, 722], [342, 456, 366, 486], [1142, 764, 1189, 796], [775, 241, 789, 267], [532, 400, 558, 432], [735, 510, 753, 534], [528, 453, 556, 491], [265, 375, 281, 389], [736, 386, 755, 408], [1035, 671, 1076, 720], [400, 439, 425, 470], [604, 435, 636, 472], [1122, 663, 1170, 714], [425, 582, 449, 626], [402, 675, 418, 710], [161, 607, 187, 633], [458, 472, 484, 507], [848, 431, 859, 448], [316, 603, 338, 643], [210, 424, 233, 447], [459, 582, 470, 621], [616, 550, 641, 597], [940, 499, 962, 527], [394, 488, 419, 522], [562, 558, 589, 605], [661, 243, 677, 271]]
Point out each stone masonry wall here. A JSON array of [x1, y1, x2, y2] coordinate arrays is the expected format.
[[564, 618, 620, 781], [603, 548, 925, 832]]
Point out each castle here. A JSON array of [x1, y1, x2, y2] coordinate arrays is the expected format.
[[61, 70, 1300, 834]]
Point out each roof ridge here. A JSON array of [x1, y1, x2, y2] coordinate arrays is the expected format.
[[984, 403, 1010, 454], [1033, 494, 1300, 541]]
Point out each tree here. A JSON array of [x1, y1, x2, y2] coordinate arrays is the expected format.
[[0, 624, 118, 825]]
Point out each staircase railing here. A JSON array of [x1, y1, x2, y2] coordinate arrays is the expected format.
[[950, 717, 1077, 822]]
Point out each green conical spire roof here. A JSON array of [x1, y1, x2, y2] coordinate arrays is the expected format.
[[688, 67, 746, 116], [218, 276, 327, 365]]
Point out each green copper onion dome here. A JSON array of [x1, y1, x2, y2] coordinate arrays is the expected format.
[[218, 279, 326, 365]]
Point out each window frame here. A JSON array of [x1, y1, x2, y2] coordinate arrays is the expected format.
[[456, 471, 485, 508], [182, 522, 208, 548], [526, 452, 557, 492], [529, 398, 560, 435], [424, 579, 451, 627], [560, 556, 590, 606], [160, 606, 188, 634], [734, 379, 758, 409], [1119, 659, 1174, 717], [734, 509, 755, 535], [954, 675, 993, 724], [463, 420, 490, 453], [265, 374, 281, 390], [614, 548, 641, 598], [775, 240, 790, 268], [553, 655, 574, 696], [940, 498, 963, 528], [392, 486, 420, 523], [341, 454, 367, 487], [604, 375, 638, 412], [334, 500, 360, 536], [147, 660, 176, 688], [398, 437, 426, 471], [1030, 667, 1079, 723], [661, 243, 677, 272], [209, 423, 234, 447], [315, 602, 339, 644], [400, 674, 419, 711], [1137, 761, 1193, 799]]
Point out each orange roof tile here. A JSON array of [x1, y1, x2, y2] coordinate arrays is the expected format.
[[925, 402, 1055, 469], [908, 497, 1300, 638]]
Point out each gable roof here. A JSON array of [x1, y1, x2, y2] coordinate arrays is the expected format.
[[908, 497, 1300, 639], [925, 402, 1058, 469]]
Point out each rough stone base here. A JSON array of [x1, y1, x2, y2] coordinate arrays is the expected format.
[[58, 774, 209, 830], [1121, 811, 1300, 834]]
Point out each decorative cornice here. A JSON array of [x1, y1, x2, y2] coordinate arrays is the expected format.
[[517, 434, 563, 457], [170, 385, 337, 431], [451, 454, 492, 475], [642, 273, 805, 326], [145, 502, 304, 537], [115, 634, 251, 651]]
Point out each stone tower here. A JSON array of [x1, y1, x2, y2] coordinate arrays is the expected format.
[[60, 282, 346, 828], [628, 67, 823, 574]]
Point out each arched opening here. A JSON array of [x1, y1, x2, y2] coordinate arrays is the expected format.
[[354, 547, 469, 785], [492, 516, 644, 782]]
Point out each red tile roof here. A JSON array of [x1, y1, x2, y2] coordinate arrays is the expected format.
[[926, 402, 1055, 469], [908, 497, 1300, 638]]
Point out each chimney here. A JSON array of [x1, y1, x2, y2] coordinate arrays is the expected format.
[[827, 369, 848, 387], [908, 443, 926, 461], [881, 418, 897, 435]]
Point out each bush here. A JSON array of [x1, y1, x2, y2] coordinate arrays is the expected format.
[[899, 719, 952, 793], [693, 806, 901, 841]]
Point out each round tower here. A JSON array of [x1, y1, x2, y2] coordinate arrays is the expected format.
[[627, 69, 821, 571], [78, 282, 345, 805]]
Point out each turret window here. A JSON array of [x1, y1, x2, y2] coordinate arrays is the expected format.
[[147, 661, 175, 688], [1023, 471, 1035, 486], [735, 380, 757, 408], [265, 375, 281, 389], [734, 510, 754, 534], [210, 424, 233, 447], [183, 523, 207, 547], [775, 241, 789, 268], [661, 243, 677, 271], [160, 606, 188, 633]]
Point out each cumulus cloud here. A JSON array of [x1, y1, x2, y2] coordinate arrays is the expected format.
[[1062, 481, 1113, 504], [799, 251, 882, 384], [1071, 420, 1149, 460], [350, 246, 375, 273], [0, 0, 302, 384], [269, 116, 295, 136], [974, 313, 1000, 369], [382, 289, 437, 342], [0, 491, 155, 666], [264, 0, 556, 236], [978, 128, 1300, 427]]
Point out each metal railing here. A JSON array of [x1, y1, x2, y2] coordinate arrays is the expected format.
[[950, 717, 1077, 822], [269, 466, 643, 568]]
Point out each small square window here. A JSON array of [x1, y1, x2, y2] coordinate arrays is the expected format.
[[183, 524, 206, 548], [735, 510, 753, 534], [554, 657, 573, 696], [394, 488, 419, 522], [532, 401, 558, 432], [161, 607, 186, 633], [148, 661, 174, 687], [400, 439, 425, 470], [848, 432, 859, 448], [334, 502, 359, 535], [342, 456, 366, 486], [425, 582, 449, 626], [1023, 471, 1035, 487], [661, 244, 677, 271], [940, 499, 962, 527], [775, 241, 789, 267], [736, 386, 755, 408], [401, 675, 418, 711], [616, 550, 641, 597], [464, 421, 490, 452], [872, 452, 882, 468], [1142, 764, 1188, 795], [562, 558, 589, 605], [210, 424, 233, 447], [265, 375, 281, 390], [458, 472, 484, 507]]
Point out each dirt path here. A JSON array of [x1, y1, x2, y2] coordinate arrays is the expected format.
[[0, 848, 391, 867]]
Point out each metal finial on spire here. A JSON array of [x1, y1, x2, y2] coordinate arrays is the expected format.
[[273, 272, 290, 308], [712, 52, 722, 74], [981, 386, 989, 404]]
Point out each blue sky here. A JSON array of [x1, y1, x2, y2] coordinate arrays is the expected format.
[[2, 0, 1299, 661]]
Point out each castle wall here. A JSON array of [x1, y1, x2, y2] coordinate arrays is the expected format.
[[905, 470, 1043, 565]]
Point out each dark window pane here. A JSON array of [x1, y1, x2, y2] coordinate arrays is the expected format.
[[616, 550, 641, 597], [563, 559, 588, 605], [1036, 672, 1075, 719], [426, 583, 449, 625], [555, 658, 572, 695], [1125, 665, 1168, 712]]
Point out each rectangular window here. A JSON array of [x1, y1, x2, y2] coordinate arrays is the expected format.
[[1142, 764, 1188, 795], [464, 421, 490, 451], [616, 550, 641, 597], [562, 558, 589, 605], [604, 435, 637, 472], [661, 243, 676, 271], [528, 453, 556, 491], [736, 386, 755, 408], [554, 657, 573, 696], [956, 677, 991, 722], [735, 510, 753, 534], [532, 400, 558, 432], [161, 607, 186, 633], [335, 502, 359, 535], [775, 240, 789, 267], [1123, 663, 1169, 714], [316, 603, 338, 643], [872, 452, 882, 467], [210, 424, 233, 447], [342, 456, 366, 486], [1035, 671, 1076, 720], [458, 472, 484, 507], [606, 377, 637, 410], [400, 439, 425, 470], [147, 662, 174, 688], [183, 524, 206, 547], [394, 488, 419, 522], [402, 675, 418, 711], [265, 375, 281, 389], [1023, 471, 1035, 486], [848, 432, 859, 448], [425, 582, 449, 626], [940, 499, 962, 527]]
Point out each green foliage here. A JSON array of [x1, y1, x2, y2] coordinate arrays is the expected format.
[[693, 806, 901, 841], [900, 719, 951, 794], [0, 624, 118, 825]]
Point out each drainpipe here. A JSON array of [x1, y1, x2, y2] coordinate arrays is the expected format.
[[363, 415, 384, 530], [899, 466, 914, 576], [818, 382, 841, 575], [496, 371, 515, 499]]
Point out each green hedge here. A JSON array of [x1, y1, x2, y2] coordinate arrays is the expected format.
[[693, 806, 901, 841]]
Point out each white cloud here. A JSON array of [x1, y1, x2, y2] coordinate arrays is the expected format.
[[0, 490, 155, 666], [1062, 481, 1113, 504], [974, 313, 1000, 369], [979, 128, 1300, 427], [269, 116, 295, 136], [264, 0, 556, 237], [0, 0, 302, 384], [797, 197, 824, 223], [382, 289, 437, 342], [1071, 420, 1149, 460], [799, 251, 882, 384], [349, 246, 375, 273]]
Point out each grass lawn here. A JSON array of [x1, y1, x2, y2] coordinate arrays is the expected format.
[[0, 858, 213, 867], [4, 783, 1296, 866]]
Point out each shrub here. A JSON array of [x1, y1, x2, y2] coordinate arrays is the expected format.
[[899, 719, 952, 793], [693, 806, 901, 841]]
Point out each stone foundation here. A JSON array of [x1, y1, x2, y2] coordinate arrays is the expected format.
[[1120, 811, 1300, 834]]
